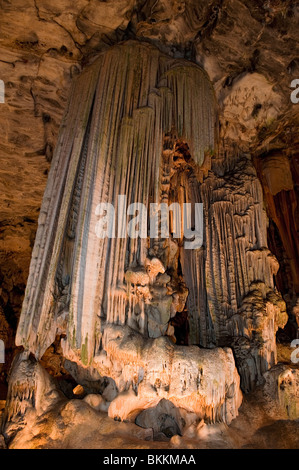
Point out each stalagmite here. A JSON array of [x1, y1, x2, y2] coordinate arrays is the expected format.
[[199, 153, 287, 390], [16, 40, 217, 363], [5, 40, 287, 437]]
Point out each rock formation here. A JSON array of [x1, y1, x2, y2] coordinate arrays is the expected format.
[[5, 40, 244, 427], [0, 0, 298, 449]]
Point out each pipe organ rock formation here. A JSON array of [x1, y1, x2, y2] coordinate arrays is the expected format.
[[16, 40, 216, 359], [199, 153, 288, 391], [3, 40, 288, 435]]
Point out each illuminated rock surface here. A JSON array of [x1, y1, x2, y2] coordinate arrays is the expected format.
[[0, 0, 298, 449]]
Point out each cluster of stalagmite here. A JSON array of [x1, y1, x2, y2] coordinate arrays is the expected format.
[[4, 40, 288, 436], [198, 153, 288, 390]]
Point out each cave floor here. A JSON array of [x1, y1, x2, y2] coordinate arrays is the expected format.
[[1, 389, 298, 450]]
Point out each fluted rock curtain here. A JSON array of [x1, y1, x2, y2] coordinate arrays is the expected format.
[[16, 41, 216, 364]]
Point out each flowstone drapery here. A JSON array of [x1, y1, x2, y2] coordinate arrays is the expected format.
[[16, 40, 216, 362], [5, 41, 287, 431]]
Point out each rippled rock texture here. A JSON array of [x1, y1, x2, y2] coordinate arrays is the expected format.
[[0, 0, 298, 449]]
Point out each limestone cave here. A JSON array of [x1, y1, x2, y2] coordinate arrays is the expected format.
[[0, 0, 298, 451]]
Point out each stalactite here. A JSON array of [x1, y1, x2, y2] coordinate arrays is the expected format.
[[199, 153, 288, 390], [11, 40, 287, 429], [16, 40, 217, 364]]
